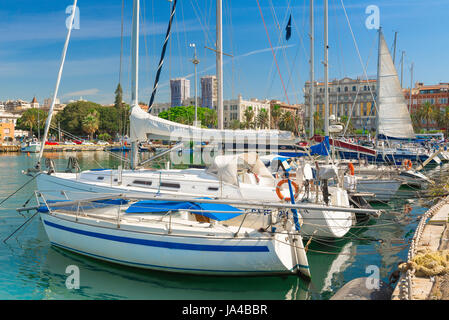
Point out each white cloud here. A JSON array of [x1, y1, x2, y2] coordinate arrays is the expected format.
[[63, 88, 100, 97]]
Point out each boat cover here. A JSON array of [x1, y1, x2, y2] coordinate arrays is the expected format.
[[125, 200, 244, 221]]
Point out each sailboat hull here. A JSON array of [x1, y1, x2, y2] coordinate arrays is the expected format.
[[40, 212, 310, 277]]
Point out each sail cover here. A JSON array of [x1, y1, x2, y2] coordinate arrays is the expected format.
[[130, 106, 297, 145], [377, 32, 415, 139]]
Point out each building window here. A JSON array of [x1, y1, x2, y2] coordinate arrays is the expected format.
[[344, 87, 348, 92], [352, 86, 356, 92]]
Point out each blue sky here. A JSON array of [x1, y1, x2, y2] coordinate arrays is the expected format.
[[0, 0, 448, 106]]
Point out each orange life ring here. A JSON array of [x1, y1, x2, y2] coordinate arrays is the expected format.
[[348, 163, 355, 176], [403, 159, 412, 170], [276, 179, 300, 202]]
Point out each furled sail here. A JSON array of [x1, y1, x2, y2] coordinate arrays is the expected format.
[[130, 106, 298, 145], [376, 30, 415, 139]]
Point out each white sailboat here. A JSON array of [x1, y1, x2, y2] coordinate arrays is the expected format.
[[36, 192, 311, 277]]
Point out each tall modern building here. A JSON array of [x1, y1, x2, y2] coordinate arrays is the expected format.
[[201, 75, 218, 109], [170, 78, 190, 107], [304, 77, 378, 131]]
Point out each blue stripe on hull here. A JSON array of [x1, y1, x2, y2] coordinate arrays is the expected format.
[[50, 242, 296, 274], [43, 219, 269, 252]]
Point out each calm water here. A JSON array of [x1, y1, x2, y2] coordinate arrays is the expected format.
[[0, 151, 447, 300]]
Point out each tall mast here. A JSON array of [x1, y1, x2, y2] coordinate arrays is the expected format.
[[309, 0, 315, 138], [216, 0, 223, 129], [131, 0, 139, 109], [324, 0, 329, 137], [400, 51, 405, 88], [375, 27, 382, 138], [130, 0, 140, 170], [36, 0, 77, 169], [409, 62, 414, 112], [392, 31, 398, 65]]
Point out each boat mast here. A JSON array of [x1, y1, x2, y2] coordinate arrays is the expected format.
[[324, 0, 329, 138], [36, 0, 77, 170], [216, 0, 224, 129], [392, 31, 397, 65], [130, 0, 140, 170], [375, 27, 382, 139], [400, 50, 405, 87], [409, 62, 414, 112], [309, 0, 315, 138]]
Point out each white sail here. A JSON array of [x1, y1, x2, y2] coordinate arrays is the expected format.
[[130, 106, 297, 145], [376, 31, 415, 139]]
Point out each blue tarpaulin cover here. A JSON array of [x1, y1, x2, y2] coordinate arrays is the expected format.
[[125, 199, 244, 221]]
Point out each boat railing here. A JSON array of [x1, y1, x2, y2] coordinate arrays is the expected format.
[[31, 190, 382, 217]]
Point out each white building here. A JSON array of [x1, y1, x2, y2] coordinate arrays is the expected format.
[[223, 95, 271, 129], [170, 78, 190, 107], [149, 102, 171, 116], [4, 99, 31, 113]]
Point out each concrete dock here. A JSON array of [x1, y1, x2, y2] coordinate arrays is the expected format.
[[391, 196, 449, 300]]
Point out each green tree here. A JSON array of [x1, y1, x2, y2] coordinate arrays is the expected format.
[[82, 111, 100, 140], [55, 101, 102, 136], [270, 105, 283, 129], [114, 83, 123, 109], [256, 108, 269, 129], [279, 111, 294, 132], [229, 120, 242, 130], [16, 108, 48, 137], [435, 105, 449, 136], [243, 106, 255, 129], [340, 115, 354, 135], [416, 102, 438, 131], [313, 111, 323, 134], [158, 106, 217, 128], [98, 133, 112, 141]]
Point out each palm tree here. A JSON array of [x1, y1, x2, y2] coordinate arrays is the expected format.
[[256, 108, 269, 129], [82, 111, 100, 140], [22, 112, 36, 137], [243, 106, 255, 129], [313, 111, 323, 135], [340, 115, 354, 134], [229, 120, 241, 130], [270, 105, 282, 129], [279, 111, 294, 132], [416, 102, 438, 131], [410, 110, 422, 132], [437, 106, 449, 136]]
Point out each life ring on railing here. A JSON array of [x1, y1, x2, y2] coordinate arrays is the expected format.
[[403, 159, 412, 170], [348, 163, 355, 176], [276, 179, 300, 202]]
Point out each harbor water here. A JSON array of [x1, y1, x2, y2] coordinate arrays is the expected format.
[[0, 151, 446, 300]]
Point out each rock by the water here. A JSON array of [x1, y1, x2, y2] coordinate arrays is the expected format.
[[330, 277, 393, 300]]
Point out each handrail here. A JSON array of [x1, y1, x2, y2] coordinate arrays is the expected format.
[[27, 192, 382, 215]]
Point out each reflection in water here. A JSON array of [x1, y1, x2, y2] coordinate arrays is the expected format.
[[36, 244, 312, 300]]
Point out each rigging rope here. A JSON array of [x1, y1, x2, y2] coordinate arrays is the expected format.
[[255, 0, 290, 105], [148, 0, 178, 111]]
